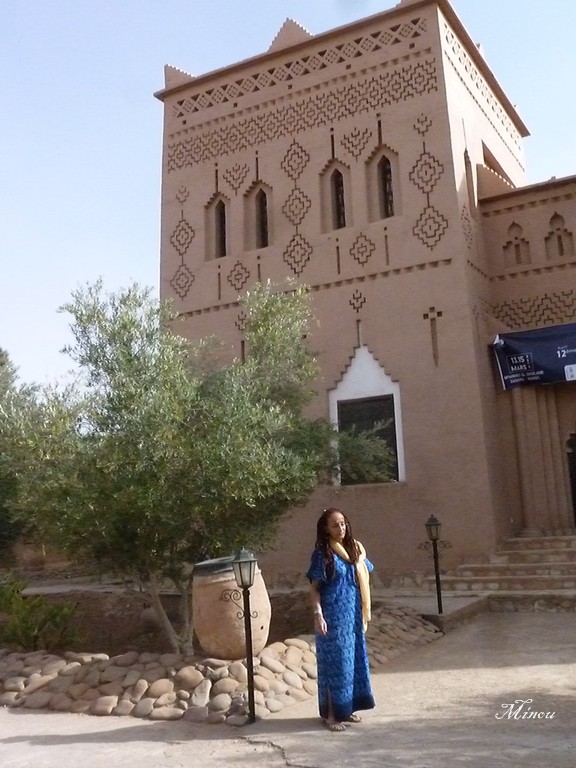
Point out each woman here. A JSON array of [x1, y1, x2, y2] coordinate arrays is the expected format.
[[307, 507, 375, 732]]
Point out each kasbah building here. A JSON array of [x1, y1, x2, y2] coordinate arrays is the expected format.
[[155, 0, 576, 592]]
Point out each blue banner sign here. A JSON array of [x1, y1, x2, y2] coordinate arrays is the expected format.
[[492, 322, 576, 390]]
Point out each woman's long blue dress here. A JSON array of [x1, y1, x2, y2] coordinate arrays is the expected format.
[[307, 548, 375, 721]]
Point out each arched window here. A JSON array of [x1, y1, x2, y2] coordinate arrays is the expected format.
[[378, 156, 394, 218], [215, 199, 227, 258], [331, 169, 346, 229], [255, 189, 269, 249]]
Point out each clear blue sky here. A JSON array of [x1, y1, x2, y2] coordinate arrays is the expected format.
[[2, 0, 575, 385]]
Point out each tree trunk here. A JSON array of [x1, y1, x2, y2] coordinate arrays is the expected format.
[[145, 573, 181, 654]]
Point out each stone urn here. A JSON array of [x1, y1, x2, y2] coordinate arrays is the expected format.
[[192, 556, 271, 660]]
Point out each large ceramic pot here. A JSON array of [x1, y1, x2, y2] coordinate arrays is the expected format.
[[192, 556, 271, 660]]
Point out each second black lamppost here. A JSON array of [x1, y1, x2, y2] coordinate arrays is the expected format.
[[425, 515, 443, 615], [231, 547, 257, 724]]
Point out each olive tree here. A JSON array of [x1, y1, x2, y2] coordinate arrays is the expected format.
[[1, 281, 394, 652]]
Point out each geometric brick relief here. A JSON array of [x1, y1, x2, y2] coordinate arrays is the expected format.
[[489, 290, 576, 330], [461, 205, 474, 249], [171, 17, 428, 119], [222, 163, 250, 194], [170, 263, 195, 300], [341, 127, 372, 160], [167, 58, 439, 170], [227, 260, 251, 292], [350, 289, 367, 313], [545, 213, 574, 261], [442, 22, 522, 159], [409, 149, 444, 194], [281, 141, 310, 181], [175, 185, 190, 204], [423, 305, 443, 366], [413, 205, 449, 249], [170, 212, 195, 257], [350, 233, 376, 266], [235, 310, 248, 332], [503, 222, 531, 267], [413, 113, 432, 136], [283, 233, 313, 276], [282, 187, 312, 225]]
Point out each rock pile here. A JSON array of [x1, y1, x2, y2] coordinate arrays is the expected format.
[[0, 601, 441, 726]]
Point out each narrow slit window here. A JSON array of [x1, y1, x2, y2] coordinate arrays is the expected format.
[[255, 189, 269, 248], [331, 169, 346, 229], [215, 199, 227, 258], [378, 156, 394, 218]]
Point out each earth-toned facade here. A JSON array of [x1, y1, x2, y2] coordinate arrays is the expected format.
[[155, 0, 576, 586]]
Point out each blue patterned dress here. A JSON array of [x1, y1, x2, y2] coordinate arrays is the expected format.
[[307, 548, 375, 721]]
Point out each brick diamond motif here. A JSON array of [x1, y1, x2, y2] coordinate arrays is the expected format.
[[170, 215, 195, 257], [461, 205, 474, 249], [409, 150, 444, 194], [283, 233, 313, 275], [170, 264, 195, 299], [350, 234, 376, 266], [413, 205, 449, 248], [227, 261, 250, 292], [282, 187, 312, 226], [281, 141, 310, 181]]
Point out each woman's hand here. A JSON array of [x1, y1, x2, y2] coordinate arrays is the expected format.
[[314, 612, 328, 635]]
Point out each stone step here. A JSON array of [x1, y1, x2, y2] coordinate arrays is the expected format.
[[427, 574, 576, 592], [490, 548, 576, 565], [488, 591, 576, 612], [500, 535, 576, 551], [455, 562, 576, 578]]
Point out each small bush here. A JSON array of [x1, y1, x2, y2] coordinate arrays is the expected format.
[[0, 574, 83, 651]]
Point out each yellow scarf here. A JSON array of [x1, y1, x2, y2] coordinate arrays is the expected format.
[[330, 538, 371, 632]]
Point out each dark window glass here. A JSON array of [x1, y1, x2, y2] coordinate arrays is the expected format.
[[378, 156, 394, 218], [337, 395, 398, 483], [215, 200, 227, 258], [255, 189, 269, 248], [331, 169, 346, 229]]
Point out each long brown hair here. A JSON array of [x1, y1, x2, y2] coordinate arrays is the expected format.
[[315, 507, 360, 579]]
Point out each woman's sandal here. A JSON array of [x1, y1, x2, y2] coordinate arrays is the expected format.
[[345, 713, 362, 723], [324, 719, 347, 732]]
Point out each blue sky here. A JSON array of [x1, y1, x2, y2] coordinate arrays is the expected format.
[[2, 0, 575, 385]]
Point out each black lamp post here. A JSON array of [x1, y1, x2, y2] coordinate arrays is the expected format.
[[232, 547, 257, 724], [425, 515, 443, 615]]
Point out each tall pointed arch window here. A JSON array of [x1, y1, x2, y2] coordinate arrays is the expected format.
[[331, 169, 346, 229], [215, 199, 227, 258], [255, 188, 269, 249], [378, 156, 394, 218]]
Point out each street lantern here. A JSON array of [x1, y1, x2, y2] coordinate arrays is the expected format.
[[425, 515, 443, 614], [232, 548, 257, 723]]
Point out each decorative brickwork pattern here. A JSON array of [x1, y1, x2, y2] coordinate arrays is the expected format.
[[281, 140, 310, 181], [350, 289, 367, 312], [171, 18, 428, 120], [502, 222, 531, 267], [227, 260, 251, 291], [282, 187, 312, 225], [283, 233, 313, 276], [423, 306, 443, 366], [169, 190, 196, 300], [545, 214, 574, 261], [222, 163, 250, 194], [488, 291, 576, 329], [235, 310, 247, 332], [461, 205, 474, 249], [341, 127, 373, 160], [414, 113, 432, 136], [167, 58, 439, 171], [442, 21, 523, 163], [410, 134, 448, 250], [170, 263, 195, 300], [350, 233, 376, 266]]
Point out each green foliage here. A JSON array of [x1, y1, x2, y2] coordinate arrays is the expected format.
[[0, 575, 82, 652], [0, 280, 394, 652]]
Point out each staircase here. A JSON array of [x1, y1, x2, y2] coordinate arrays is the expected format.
[[429, 535, 576, 611]]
